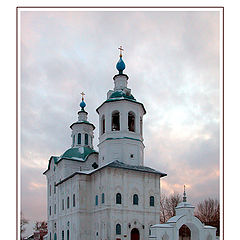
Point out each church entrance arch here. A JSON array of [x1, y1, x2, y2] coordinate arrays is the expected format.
[[131, 228, 140, 240], [178, 222, 200, 240], [179, 224, 191, 240]]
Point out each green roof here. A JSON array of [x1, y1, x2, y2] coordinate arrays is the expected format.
[[60, 146, 97, 161], [43, 147, 98, 174], [109, 91, 136, 101], [70, 120, 95, 130]]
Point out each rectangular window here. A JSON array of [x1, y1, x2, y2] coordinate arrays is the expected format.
[[49, 185, 51, 196], [102, 193, 104, 204], [67, 197, 69, 208], [62, 230, 64, 240], [73, 194, 75, 207], [85, 133, 88, 145], [54, 204, 56, 214], [49, 206, 51, 216], [67, 230, 69, 240], [95, 195, 98, 206], [62, 199, 64, 210], [54, 182, 56, 194], [78, 133, 81, 144]]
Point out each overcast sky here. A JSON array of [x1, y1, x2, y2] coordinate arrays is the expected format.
[[20, 10, 220, 236]]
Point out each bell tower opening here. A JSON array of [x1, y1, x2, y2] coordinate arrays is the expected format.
[[101, 115, 105, 134], [128, 111, 135, 132], [112, 110, 120, 131]]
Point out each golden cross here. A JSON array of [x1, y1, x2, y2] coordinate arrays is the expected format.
[[81, 92, 85, 100], [118, 46, 124, 57]]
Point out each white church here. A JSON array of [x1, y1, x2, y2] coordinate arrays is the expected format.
[[43, 48, 217, 240]]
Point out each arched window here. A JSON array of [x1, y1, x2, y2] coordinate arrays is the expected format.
[[112, 111, 120, 131], [50, 232, 52, 240], [54, 182, 56, 194], [54, 204, 56, 214], [102, 193, 105, 204], [62, 230, 64, 240], [85, 133, 88, 145], [73, 194, 75, 207], [62, 199, 64, 210], [140, 117, 143, 135], [49, 185, 51, 196], [77, 133, 81, 144], [67, 197, 70, 209], [101, 115, 105, 134], [150, 196, 154, 206], [116, 193, 122, 204], [54, 233, 57, 240], [133, 194, 138, 205], [95, 195, 98, 206], [67, 230, 69, 240], [49, 206, 51, 216], [116, 224, 121, 235], [128, 111, 135, 132]]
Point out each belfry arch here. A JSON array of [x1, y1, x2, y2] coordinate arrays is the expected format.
[[112, 110, 120, 131]]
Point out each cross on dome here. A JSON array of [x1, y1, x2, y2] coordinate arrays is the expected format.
[[118, 46, 124, 57], [81, 92, 85, 101]]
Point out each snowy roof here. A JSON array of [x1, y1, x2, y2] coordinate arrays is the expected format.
[[96, 98, 146, 114], [175, 201, 195, 209], [56, 160, 166, 186], [151, 224, 174, 228], [43, 147, 98, 174], [204, 225, 216, 229], [59, 146, 97, 162], [167, 215, 184, 223], [70, 120, 95, 129], [107, 160, 167, 176]]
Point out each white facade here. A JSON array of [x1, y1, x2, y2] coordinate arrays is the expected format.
[[44, 54, 166, 240]]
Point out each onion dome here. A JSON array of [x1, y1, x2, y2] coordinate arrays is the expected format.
[[80, 92, 86, 110], [116, 56, 126, 74], [80, 100, 86, 110]]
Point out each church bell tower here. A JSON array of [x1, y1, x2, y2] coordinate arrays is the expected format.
[[96, 47, 146, 167]]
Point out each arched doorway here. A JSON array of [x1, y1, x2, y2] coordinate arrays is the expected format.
[[179, 224, 191, 240], [131, 228, 140, 240]]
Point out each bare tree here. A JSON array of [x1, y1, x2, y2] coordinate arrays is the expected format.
[[33, 221, 48, 231], [160, 192, 182, 223], [195, 198, 220, 236], [20, 212, 29, 239]]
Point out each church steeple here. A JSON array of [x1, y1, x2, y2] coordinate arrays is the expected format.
[[78, 92, 88, 122], [70, 93, 95, 149], [96, 48, 146, 167], [113, 46, 129, 92]]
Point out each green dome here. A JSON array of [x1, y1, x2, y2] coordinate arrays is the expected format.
[[109, 91, 136, 100], [61, 147, 96, 161]]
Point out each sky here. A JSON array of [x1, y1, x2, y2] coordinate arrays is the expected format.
[[20, 9, 220, 236]]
